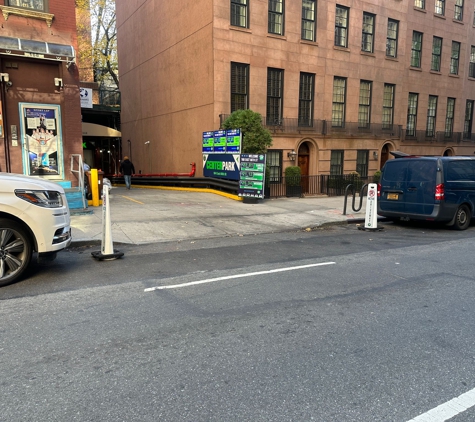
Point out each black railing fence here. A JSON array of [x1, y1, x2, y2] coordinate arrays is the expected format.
[[267, 174, 371, 198]]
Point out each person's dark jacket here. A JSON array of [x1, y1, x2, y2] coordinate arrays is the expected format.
[[120, 159, 135, 175]]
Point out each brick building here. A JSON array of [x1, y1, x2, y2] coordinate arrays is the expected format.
[[116, 0, 475, 182], [0, 0, 82, 185]]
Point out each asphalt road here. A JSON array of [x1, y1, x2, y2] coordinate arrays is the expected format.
[[1, 222, 475, 421]]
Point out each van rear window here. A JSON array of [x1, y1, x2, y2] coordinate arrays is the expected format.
[[382, 162, 407, 182], [446, 161, 475, 181], [407, 160, 436, 182]]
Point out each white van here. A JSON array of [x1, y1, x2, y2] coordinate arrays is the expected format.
[[0, 173, 71, 287]]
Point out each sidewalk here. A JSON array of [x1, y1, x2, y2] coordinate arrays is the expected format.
[[70, 186, 367, 246]]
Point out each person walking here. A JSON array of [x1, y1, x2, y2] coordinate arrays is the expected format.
[[119, 156, 135, 190]]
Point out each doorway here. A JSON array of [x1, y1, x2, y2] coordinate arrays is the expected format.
[[298, 142, 310, 193]]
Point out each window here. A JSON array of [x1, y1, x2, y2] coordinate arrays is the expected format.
[[335, 5, 349, 47], [302, 0, 316, 41], [383, 84, 395, 130], [406, 93, 419, 137], [298, 73, 315, 127], [269, 0, 284, 35], [426, 95, 438, 137], [330, 150, 344, 176], [356, 150, 369, 178], [266, 68, 283, 124], [454, 0, 464, 21], [431, 37, 442, 72], [231, 62, 249, 113], [445, 98, 455, 137], [414, 0, 425, 8], [450, 41, 461, 75], [470, 46, 475, 78], [361, 12, 375, 53], [435, 0, 445, 15], [464, 100, 474, 139], [386, 19, 398, 58], [358, 80, 372, 128], [6, 0, 47, 11], [411, 31, 423, 68], [267, 150, 282, 182], [332, 77, 346, 127], [231, 0, 248, 28]]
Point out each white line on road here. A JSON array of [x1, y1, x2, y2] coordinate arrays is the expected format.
[[407, 388, 475, 422], [144, 261, 336, 292]]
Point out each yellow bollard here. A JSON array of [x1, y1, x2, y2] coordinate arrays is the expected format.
[[91, 168, 100, 207]]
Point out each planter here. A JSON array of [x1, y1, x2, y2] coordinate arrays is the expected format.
[[286, 185, 302, 198]]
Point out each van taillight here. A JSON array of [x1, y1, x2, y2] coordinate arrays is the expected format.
[[377, 183, 381, 197], [435, 183, 445, 200]]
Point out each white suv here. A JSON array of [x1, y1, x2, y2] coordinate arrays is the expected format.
[[0, 173, 71, 287]]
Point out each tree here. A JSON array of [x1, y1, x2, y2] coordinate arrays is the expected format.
[[221, 110, 273, 153], [76, 0, 118, 90]]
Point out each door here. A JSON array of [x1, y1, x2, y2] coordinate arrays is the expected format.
[[298, 154, 309, 193]]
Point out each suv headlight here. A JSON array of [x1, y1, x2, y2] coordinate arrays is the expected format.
[[15, 190, 63, 208]]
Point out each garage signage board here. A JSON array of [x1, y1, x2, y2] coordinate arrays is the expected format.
[[238, 154, 266, 199]]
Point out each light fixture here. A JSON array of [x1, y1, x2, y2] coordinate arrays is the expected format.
[[287, 150, 297, 161], [373, 151, 378, 160], [54, 78, 63, 89], [144, 141, 150, 145], [0, 73, 10, 83]]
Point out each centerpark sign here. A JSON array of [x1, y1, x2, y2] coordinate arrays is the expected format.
[[202, 129, 267, 199]]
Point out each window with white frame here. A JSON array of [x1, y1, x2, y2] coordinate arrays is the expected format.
[[411, 31, 423, 68], [358, 80, 372, 128], [414, 0, 425, 8], [301, 0, 316, 41], [426, 95, 438, 137], [445, 98, 455, 137], [335, 5, 349, 48], [361, 12, 375, 53], [269, 0, 284, 35], [386, 19, 398, 58], [450, 41, 461, 75], [332, 77, 346, 127], [406, 93, 419, 137], [231, 0, 249, 28]]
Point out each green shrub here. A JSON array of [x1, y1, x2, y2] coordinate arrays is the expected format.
[[285, 166, 301, 186], [373, 170, 381, 183]]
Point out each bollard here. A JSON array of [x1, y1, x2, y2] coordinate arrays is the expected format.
[[90, 168, 100, 207], [91, 185, 124, 260], [358, 183, 383, 232]]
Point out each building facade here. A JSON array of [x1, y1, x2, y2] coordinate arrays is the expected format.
[[116, 0, 475, 181], [0, 0, 82, 184]]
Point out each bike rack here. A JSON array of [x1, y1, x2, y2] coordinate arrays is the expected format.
[[343, 183, 368, 215]]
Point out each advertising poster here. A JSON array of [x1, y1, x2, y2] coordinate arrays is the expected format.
[[213, 130, 226, 152], [239, 154, 266, 199], [226, 129, 241, 153], [202, 131, 214, 153], [20, 103, 63, 177]]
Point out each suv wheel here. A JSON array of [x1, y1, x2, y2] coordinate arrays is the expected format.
[[0, 219, 33, 287], [452, 205, 471, 231]]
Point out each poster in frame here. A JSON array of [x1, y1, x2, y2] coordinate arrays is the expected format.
[[19, 103, 64, 178]]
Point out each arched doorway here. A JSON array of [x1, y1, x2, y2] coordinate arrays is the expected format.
[[380, 143, 391, 169], [298, 142, 310, 193], [443, 149, 454, 156]]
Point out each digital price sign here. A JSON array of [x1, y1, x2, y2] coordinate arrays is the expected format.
[[238, 154, 266, 199]]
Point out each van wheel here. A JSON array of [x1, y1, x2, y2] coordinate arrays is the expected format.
[[0, 219, 33, 287], [452, 205, 471, 230]]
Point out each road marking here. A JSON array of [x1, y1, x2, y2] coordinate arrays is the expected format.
[[144, 261, 336, 292], [121, 195, 144, 204], [407, 388, 475, 422]]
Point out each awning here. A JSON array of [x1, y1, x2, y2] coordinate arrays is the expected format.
[[82, 122, 121, 138]]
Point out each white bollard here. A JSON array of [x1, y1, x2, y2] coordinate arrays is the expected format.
[[358, 183, 382, 231], [91, 185, 124, 260]]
